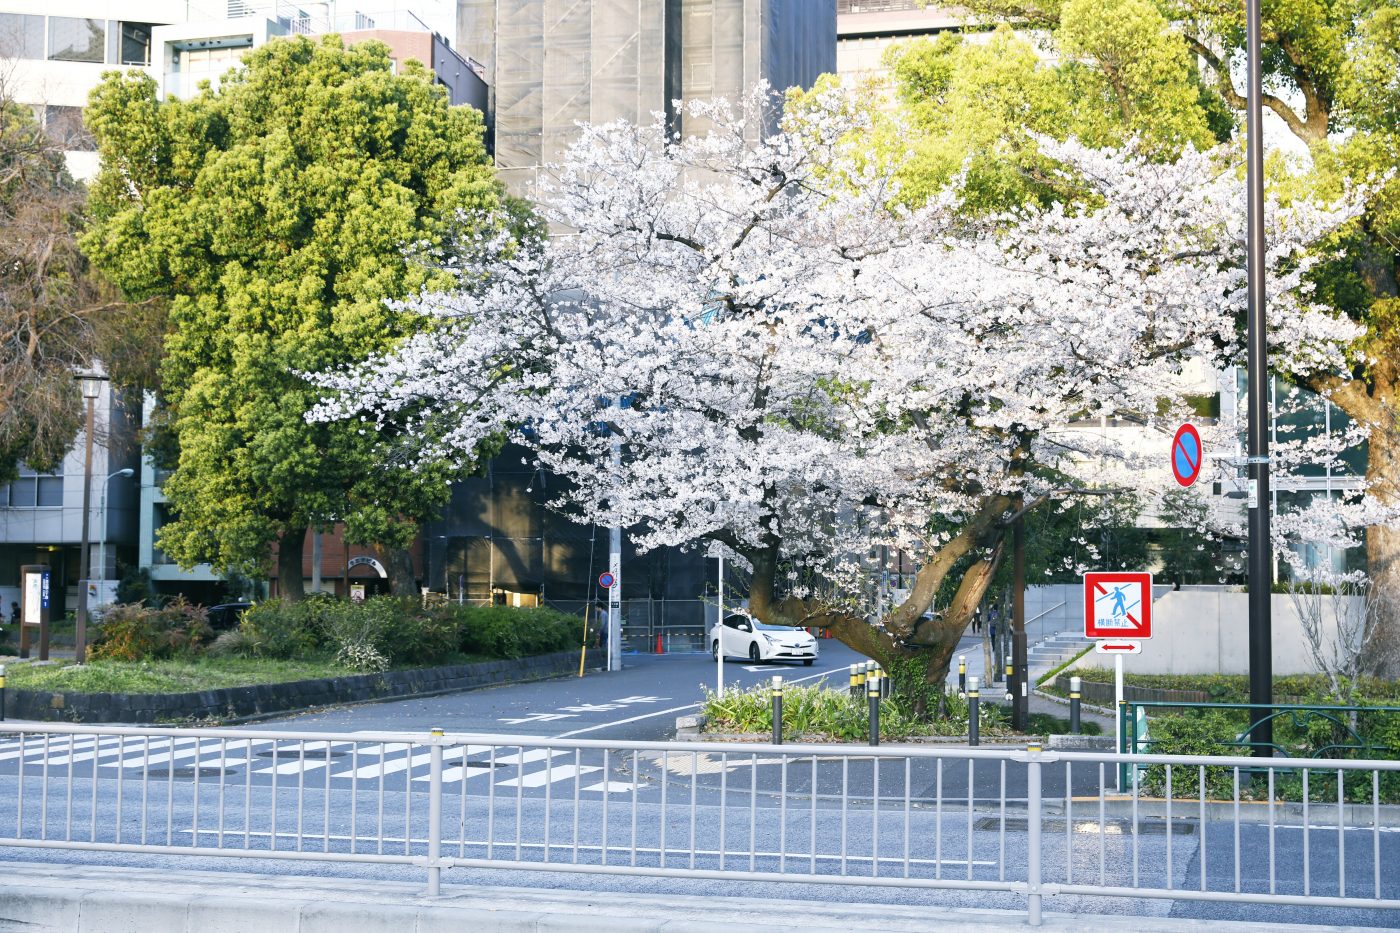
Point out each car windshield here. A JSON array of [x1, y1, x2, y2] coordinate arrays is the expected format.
[[752, 620, 804, 633]]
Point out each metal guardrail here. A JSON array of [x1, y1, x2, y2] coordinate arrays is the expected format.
[[0, 723, 1397, 926]]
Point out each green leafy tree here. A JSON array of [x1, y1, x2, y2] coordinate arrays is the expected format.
[[82, 35, 508, 600], [879, 0, 1230, 213]]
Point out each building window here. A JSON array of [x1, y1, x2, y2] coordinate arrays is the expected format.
[[43, 106, 95, 151], [48, 16, 105, 63], [169, 41, 252, 98], [0, 12, 44, 59], [1, 471, 63, 509], [108, 21, 154, 66]]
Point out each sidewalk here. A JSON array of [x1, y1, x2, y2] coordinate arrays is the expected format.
[[0, 861, 1391, 933]]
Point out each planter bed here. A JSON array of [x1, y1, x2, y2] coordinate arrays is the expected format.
[[4, 650, 589, 724]]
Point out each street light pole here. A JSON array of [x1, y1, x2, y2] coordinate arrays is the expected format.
[[96, 468, 135, 608], [74, 372, 108, 664], [1244, 0, 1274, 756]]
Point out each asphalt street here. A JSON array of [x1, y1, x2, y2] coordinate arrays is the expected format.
[[0, 640, 1397, 928], [247, 638, 880, 740]]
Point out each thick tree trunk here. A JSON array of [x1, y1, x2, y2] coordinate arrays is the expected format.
[[277, 526, 307, 603], [385, 546, 417, 598], [1364, 424, 1400, 677]]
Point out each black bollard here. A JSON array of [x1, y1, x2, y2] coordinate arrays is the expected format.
[[0, 663, 5, 722], [967, 676, 980, 746], [868, 667, 881, 747], [771, 676, 783, 745], [958, 655, 966, 695], [848, 663, 860, 698], [1069, 675, 1082, 735]]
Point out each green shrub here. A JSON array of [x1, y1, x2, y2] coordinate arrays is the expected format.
[[394, 609, 463, 666], [238, 600, 323, 659], [702, 682, 1002, 741], [1139, 712, 1241, 798], [91, 598, 213, 661], [456, 605, 576, 659]]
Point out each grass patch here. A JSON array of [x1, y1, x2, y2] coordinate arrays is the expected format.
[[1036, 643, 1094, 687], [3, 654, 494, 695]]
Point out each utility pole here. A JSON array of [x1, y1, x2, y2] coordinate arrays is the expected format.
[[1244, 0, 1274, 756], [74, 373, 107, 664], [1012, 512, 1029, 731], [608, 429, 622, 672]]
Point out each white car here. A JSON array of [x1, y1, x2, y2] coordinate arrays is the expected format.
[[711, 613, 818, 666]]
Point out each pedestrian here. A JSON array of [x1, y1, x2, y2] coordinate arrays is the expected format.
[[595, 603, 609, 650], [7, 600, 17, 627], [972, 607, 982, 634], [989, 618, 997, 645]]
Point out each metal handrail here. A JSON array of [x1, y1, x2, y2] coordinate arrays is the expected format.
[[1, 721, 1397, 927]]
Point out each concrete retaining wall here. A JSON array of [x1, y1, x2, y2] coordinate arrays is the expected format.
[[1066, 589, 1363, 676], [5, 650, 586, 723]]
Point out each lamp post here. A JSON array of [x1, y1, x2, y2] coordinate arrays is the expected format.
[[96, 468, 135, 607], [74, 372, 109, 664], [1244, 0, 1273, 757]]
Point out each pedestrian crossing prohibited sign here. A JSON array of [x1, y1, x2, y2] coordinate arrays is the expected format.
[[1083, 571, 1152, 639]]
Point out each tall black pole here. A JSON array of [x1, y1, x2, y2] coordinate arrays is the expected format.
[[1245, 0, 1273, 756], [1012, 512, 1028, 731]]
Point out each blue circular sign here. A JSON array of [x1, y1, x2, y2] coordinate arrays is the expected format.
[[1171, 423, 1203, 487], [598, 572, 616, 589]]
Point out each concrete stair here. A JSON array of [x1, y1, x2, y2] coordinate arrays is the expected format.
[[1027, 632, 1093, 675]]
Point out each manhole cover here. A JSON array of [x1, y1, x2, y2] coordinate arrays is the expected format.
[[256, 749, 348, 759], [463, 761, 508, 769], [147, 767, 227, 778]]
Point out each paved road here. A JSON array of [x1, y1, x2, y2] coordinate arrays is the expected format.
[[247, 639, 874, 740], [1, 641, 1398, 928]]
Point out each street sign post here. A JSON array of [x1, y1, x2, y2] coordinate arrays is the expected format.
[[1084, 571, 1152, 639], [1084, 571, 1153, 790], [1171, 423, 1204, 487]]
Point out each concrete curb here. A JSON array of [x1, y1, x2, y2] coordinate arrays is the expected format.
[[0, 861, 1392, 933], [3, 651, 598, 724]]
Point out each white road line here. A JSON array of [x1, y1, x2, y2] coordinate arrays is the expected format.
[[497, 763, 601, 789], [555, 666, 837, 738], [349, 746, 433, 780]]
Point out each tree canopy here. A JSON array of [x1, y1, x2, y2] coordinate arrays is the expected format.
[[309, 87, 1356, 687], [81, 35, 509, 597]]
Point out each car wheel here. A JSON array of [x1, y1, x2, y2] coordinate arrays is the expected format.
[[749, 642, 761, 663], [803, 658, 814, 666], [712, 640, 721, 661]]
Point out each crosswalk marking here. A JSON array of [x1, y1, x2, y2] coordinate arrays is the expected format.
[[0, 736, 634, 793], [497, 763, 601, 789]]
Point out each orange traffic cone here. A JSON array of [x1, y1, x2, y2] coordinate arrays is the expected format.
[[655, 634, 664, 654]]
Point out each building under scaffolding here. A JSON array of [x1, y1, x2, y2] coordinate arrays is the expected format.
[[457, 0, 836, 192]]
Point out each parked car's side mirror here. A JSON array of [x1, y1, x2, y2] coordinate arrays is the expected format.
[[738, 623, 750, 632]]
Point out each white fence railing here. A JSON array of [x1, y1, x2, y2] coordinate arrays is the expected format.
[[0, 723, 1397, 925]]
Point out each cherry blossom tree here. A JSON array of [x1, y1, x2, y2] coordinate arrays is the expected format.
[[310, 85, 1367, 697]]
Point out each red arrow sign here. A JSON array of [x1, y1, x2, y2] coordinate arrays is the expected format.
[[1094, 640, 1143, 654]]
